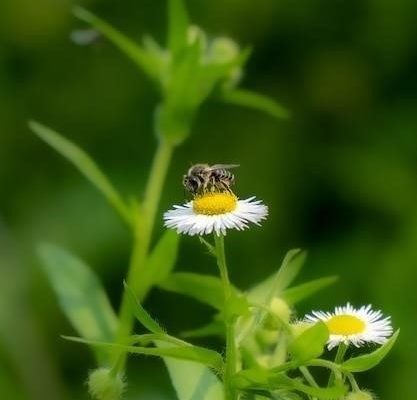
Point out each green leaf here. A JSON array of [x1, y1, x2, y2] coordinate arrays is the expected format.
[[124, 282, 165, 334], [284, 376, 346, 399], [158, 342, 224, 400], [248, 249, 307, 305], [342, 329, 399, 372], [282, 276, 338, 305], [73, 6, 159, 80], [158, 272, 226, 310], [29, 121, 131, 225], [38, 244, 117, 363], [64, 336, 224, 370], [181, 320, 224, 339], [235, 370, 346, 399], [168, 0, 189, 56], [130, 333, 187, 347], [221, 89, 289, 119], [148, 230, 180, 283], [137, 231, 180, 299], [289, 321, 329, 363]]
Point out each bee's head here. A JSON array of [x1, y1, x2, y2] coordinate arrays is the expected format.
[[183, 175, 200, 194]]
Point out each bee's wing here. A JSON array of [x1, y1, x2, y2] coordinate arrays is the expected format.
[[208, 164, 240, 171]]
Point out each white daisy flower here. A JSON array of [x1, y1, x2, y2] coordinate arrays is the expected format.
[[163, 192, 268, 236], [304, 303, 393, 350]]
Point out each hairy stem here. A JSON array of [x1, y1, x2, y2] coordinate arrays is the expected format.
[[214, 234, 237, 400], [112, 139, 173, 370]]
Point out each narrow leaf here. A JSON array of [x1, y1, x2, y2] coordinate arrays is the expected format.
[[29, 121, 131, 225], [282, 276, 338, 305], [38, 244, 117, 363], [130, 333, 187, 347], [221, 89, 289, 119], [235, 370, 346, 399], [64, 336, 223, 370], [181, 320, 224, 339], [168, 0, 189, 56], [124, 282, 165, 334], [286, 377, 346, 399], [73, 6, 158, 80], [148, 230, 180, 283], [342, 330, 399, 372], [137, 231, 180, 299], [248, 249, 306, 305], [289, 321, 329, 363], [158, 272, 226, 310], [157, 341, 224, 400]]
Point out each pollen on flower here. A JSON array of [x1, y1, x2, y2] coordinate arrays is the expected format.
[[192, 192, 238, 215], [326, 315, 366, 335]]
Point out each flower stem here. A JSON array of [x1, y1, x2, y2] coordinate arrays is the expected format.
[[328, 343, 347, 387], [299, 366, 318, 400], [346, 372, 361, 392], [112, 139, 173, 371], [213, 234, 237, 400]]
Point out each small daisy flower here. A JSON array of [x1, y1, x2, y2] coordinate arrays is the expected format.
[[304, 303, 393, 350], [163, 191, 268, 236]]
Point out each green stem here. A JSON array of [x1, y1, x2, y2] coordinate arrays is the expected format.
[[213, 234, 237, 400], [299, 366, 318, 400], [346, 372, 360, 392], [300, 366, 318, 388], [112, 139, 173, 370], [328, 343, 347, 387], [306, 359, 340, 373]]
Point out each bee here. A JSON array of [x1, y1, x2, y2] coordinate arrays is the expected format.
[[183, 164, 239, 195]]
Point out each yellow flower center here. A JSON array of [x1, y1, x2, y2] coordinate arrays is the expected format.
[[193, 192, 237, 215], [326, 315, 366, 335]]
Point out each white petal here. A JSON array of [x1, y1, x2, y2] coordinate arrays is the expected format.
[[163, 196, 268, 236]]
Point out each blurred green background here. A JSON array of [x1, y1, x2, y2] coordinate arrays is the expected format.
[[1, 0, 416, 398]]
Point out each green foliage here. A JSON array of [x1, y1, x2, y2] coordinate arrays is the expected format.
[[289, 321, 329, 363], [29, 121, 131, 224], [160, 344, 224, 400], [282, 276, 338, 305], [234, 368, 347, 399], [124, 282, 165, 334], [74, 2, 286, 146], [65, 336, 223, 370], [38, 244, 118, 364], [342, 330, 400, 372], [220, 89, 289, 119], [158, 272, 233, 310], [73, 6, 159, 80], [168, 0, 189, 57], [137, 230, 180, 298], [24, 1, 400, 399], [248, 249, 307, 304], [181, 320, 224, 339]]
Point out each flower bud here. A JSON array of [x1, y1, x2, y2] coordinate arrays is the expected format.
[[187, 25, 207, 49], [269, 298, 291, 323], [345, 390, 376, 400], [88, 368, 125, 400], [209, 37, 239, 63]]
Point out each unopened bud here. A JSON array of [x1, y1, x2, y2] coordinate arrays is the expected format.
[[210, 37, 239, 63], [187, 25, 207, 48], [345, 390, 376, 400], [88, 368, 125, 400], [269, 298, 291, 323]]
